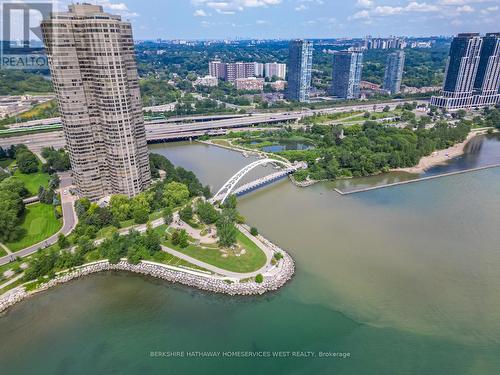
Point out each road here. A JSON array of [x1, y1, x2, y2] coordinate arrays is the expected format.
[[0, 99, 428, 150], [0, 172, 78, 266]]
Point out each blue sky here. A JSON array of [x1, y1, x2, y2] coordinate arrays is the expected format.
[[57, 0, 500, 39]]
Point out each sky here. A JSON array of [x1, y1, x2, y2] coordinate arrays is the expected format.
[[4, 0, 500, 40]]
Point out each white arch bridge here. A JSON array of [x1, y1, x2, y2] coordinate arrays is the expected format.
[[210, 159, 307, 204]]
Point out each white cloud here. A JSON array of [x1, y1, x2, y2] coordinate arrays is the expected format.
[[438, 0, 486, 4], [356, 0, 374, 8], [295, 4, 308, 11], [350, 9, 371, 19], [193, 9, 209, 16], [481, 5, 499, 14], [456, 5, 474, 12], [191, 0, 282, 14]]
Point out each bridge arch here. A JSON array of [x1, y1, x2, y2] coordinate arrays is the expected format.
[[211, 158, 293, 204]]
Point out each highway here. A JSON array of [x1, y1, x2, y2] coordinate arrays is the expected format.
[[0, 99, 428, 151]]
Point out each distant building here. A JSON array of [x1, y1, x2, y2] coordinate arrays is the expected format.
[[209, 60, 225, 79], [410, 41, 432, 49], [235, 77, 265, 91], [193, 75, 218, 87], [473, 33, 500, 106], [41, 4, 151, 200], [208, 60, 255, 81], [269, 80, 286, 91], [383, 51, 405, 95], [365, 37, 406, 50], [431, 33, 499, 109], [255, 62, 265, 77], [286, 40, 313, 102], [265, 62, 287, 79], [329, 51, 363, 100]]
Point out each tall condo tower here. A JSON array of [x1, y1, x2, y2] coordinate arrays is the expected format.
[[286, 40, 313, 102], [383, 51, 405, 95], [329, 51, 363, 100], [431, 33, 483, 109], [473, 33, 500, 106], [41, 4, 151, 200]]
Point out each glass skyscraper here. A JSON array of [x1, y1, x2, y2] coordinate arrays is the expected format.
[[383, 51, 405, 95], [430, 32, 500, 109], [473, 33, 500, 103], [286, 40, 313, 102], [329, 51, 363, 100]]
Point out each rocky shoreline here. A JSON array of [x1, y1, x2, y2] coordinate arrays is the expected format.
[[0, 252, 295, 313]]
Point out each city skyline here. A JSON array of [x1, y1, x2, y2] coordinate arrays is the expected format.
[[20, 0, 499, 41]]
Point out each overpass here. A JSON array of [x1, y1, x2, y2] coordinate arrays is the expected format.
[[0, 99, 428, 150], [210, 159, 307, 204]]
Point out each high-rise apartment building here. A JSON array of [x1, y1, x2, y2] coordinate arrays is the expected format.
[[208, 61, 255, 81], [255, 62, 265, 77], [383, 51, 405, 94], [329, 51, 363, 100], [41, 4, 151, 200], [473, 33, 500, 106], [265, 62, 286, 80], [286, 40, 313, 102], [431, 33, 489, 109]]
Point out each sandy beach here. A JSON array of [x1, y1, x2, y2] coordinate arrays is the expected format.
[[393, 129, 492, 174]]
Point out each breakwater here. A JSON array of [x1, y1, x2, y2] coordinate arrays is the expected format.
[[335, 163, 500, 195], [0, 254, 295, 313]]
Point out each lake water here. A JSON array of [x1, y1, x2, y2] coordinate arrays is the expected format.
[[1, 138, 500, 374]]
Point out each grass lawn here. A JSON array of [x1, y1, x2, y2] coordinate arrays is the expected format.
[[0, 247, 6, 257], [6, 203, 62, 252], [163, 229, 266, 273], [14, 169, 50, 196]]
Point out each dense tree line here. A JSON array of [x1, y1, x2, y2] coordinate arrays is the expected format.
[[0, 177, 27, 242], [41, 147, 71, 172], [276, 120, 471, 179], [0, 70, 53, 95]]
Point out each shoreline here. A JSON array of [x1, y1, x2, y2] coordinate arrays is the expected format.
[[392, 129, 494, 174], [0, 248, 295, 313]]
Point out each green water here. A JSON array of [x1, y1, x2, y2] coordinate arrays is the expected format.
[[1, 141, 500, 374]]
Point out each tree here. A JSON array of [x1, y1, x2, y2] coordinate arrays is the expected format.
[[16, 150, 39, 174], [163, 181, 190, 207], [171, 229, 180, 246], [383, 105, 390, 112], [132, 205, 149, 224], [178, 229, 189, 248], [109, 194, 131, 221], [250, 227, 258, 236], [143, 227, 161, 253], [196, 201, 219, 224], [75, 198, 91, 218], [179, 204, 193, 222], [57, 233, 69, 249], [0, 190, 24, 242], [255, 274, 264, 283], [0, 177, 28, 197], [217, 214, 237, 248], [162, 206, 173, 225]]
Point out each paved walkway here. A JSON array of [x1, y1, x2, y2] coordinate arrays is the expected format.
[[0, 243, 12, 255], [0, 273, 24, 291], [160, 223, 274, 279]]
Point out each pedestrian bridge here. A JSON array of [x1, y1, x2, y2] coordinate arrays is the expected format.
[[210, 158, 307, 204]]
